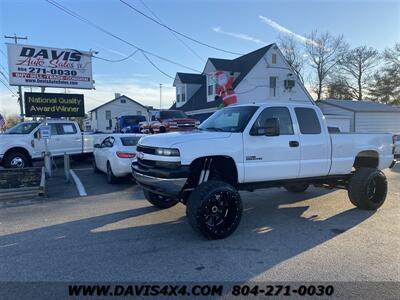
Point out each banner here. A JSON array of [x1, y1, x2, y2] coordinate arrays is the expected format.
[[24, 92, 85, 117], [7, 43, 93, 89]]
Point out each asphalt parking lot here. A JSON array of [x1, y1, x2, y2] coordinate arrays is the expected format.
[[0, 160, 399, 283]]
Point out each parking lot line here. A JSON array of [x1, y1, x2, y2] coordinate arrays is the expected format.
[[69, 170, 87, 197]]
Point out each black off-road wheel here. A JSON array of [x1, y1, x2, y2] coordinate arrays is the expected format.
[[284, 183, 309, 193], [144, 190, 178, 209], [348, 168, 387, 210], [186, 180, 242, 240], [3, 151, 30, 168], [106, 162, 118, 184]]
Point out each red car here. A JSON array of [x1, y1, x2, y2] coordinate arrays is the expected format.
[[140, 110, 200, 133]]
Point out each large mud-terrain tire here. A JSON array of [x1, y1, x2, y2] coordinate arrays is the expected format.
[[186, 180, 242, 240], [144, 190, 178, 209], [348, 168, 387, 210], [284, 183, 309, 193], [2, 151, 30, 168]]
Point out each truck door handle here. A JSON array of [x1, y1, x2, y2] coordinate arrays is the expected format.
[[289, 141, 299, 147]]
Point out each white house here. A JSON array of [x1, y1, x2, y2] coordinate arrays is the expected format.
[[88, 94, 149, 132], [171, 43, 313, 120], [317, 99, 400, 133]]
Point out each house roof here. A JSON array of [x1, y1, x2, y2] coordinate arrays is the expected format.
[[208, 58, 243, 72], [171, 76, 223, 111], [318, 99, 400, 113], [171, 44, 274, 112], [176, 72, 204, 84], [88, 95, 148, 112]]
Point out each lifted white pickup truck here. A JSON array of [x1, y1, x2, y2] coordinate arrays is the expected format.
[[132, 102, 396, 239], [0, 120, 93, 168]]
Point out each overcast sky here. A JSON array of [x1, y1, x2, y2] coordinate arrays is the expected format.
[[1, 0, 399, 116]]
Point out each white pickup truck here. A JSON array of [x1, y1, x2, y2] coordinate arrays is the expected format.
[[132, 101, 396, 239], [0, 120, 93, 168]]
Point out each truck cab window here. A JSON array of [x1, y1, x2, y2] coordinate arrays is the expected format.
[[57, 123, 77, 135], [295, 107, 322, 134], [50, 124, 59, 135], [251, 107, 294, 135]]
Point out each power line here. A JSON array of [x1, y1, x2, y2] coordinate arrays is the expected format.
[[0, 77, 18, 96], [141, 52, 174, 79], [93, 49, 139, 62], [46, 0, 201, 74], [138, 0, 204, 63], [120, 0, 243, 56], [0, 64, 7, 74], [0, 70, 9, 82]]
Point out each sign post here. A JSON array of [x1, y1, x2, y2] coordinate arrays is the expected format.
[[4, 34, 28, 120], [6, 42, 92, 177]]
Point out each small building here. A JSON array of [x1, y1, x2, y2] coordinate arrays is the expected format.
[[88, 94, 148, 132], [317, 99, 400, 133], [171, 43, 313, 121]]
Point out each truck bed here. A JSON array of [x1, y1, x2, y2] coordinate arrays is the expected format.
[[329, 132, 393, 175]]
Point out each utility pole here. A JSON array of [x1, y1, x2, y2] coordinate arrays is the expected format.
[[4, 34, 28, 121], [159, 83, 163, 109]]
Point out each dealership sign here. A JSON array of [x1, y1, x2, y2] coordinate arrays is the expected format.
[[24, 92, 85, 117], [7, 43, 93, 89]]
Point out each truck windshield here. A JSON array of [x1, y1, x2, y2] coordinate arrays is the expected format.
[[199, 106, 258, 132], [121, 116, 146, 126], [6, 122, 40, 134], [160, 110, 187, 119]]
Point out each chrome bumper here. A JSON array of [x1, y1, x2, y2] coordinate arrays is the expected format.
[[132, 162, 188, 198]]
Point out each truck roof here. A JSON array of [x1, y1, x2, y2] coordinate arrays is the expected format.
[[20, 120, 77, 123], [230, 101, 316, 108]]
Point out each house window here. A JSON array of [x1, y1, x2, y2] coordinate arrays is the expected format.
[[105, 110, 111, 120], [269, 76, 277, 97], [176, 85, 186, 103], [207, 74, 216, 96], [137, 110, 142, 115], [121, 98, 126, 103], [272, 53, 277, 64], [94, 111, 98, 120]]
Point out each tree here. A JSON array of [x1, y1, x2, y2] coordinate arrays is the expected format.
[[4, 114, 20, 129], [305, 31, 348, 100], [278, 35, 305, 83], [369, 43, 400, 104], [338, 46, 379, 100], [326, 77, 354, 100]]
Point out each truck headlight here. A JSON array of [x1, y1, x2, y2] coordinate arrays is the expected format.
[[155, 147, 180, 156]]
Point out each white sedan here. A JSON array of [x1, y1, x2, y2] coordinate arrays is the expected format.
[[93, 134, 144, 183]]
